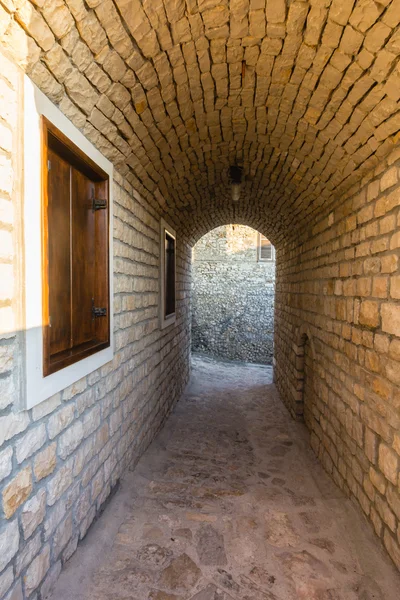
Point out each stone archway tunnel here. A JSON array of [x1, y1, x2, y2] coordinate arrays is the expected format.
[[0, 1, 400, 598]]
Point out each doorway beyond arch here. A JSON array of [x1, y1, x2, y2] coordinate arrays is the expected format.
[[191, 224, 275, 365]]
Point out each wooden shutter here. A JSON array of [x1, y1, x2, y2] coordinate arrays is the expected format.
[[42, 117, 110, 376], [70, 168, 96, 347], [47, 149, 72, 356]]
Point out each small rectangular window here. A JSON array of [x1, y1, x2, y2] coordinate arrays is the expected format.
[[165, 231, 176, 317], [42, 117, 110, 376], [160, 219, 176, 329], [258, 233, 274, 262]]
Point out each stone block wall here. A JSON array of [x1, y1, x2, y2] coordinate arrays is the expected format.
[[274, 147, 400, 570], [0, 50, 190, 600], [192, 225, 275, 364]]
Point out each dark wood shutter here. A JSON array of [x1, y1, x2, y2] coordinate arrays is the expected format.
[[47, 149, 71, 356], [42, 118, 110, 376], [165, 231, 176, 317], [70, 168, 96, 347]]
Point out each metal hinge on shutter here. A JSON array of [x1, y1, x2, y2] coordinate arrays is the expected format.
[[92, 298, 107, 319], [47, 160, 51, 171], [92, 198, 107, 211]]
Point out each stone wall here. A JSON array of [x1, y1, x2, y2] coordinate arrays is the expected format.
[[274, 147, 400, 571], [192, 225, 275, 364], [0, 50, 190, 600]]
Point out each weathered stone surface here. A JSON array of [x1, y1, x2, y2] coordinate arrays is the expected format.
[[149, 592, 181, 600], [158, 554, 201, 591], [14, 0, 55, 51], [32, 393, 61, 421], [264, 510, 300, 548], [47, 461, 73, 505], [42, 0, 74, 38], [53, 514, 73, 558], [16, 531, 41, 576], [4, 582, 23, 600], [24, 545, 50, 596], [2, 466, 32, 519], [190, 585, 223, 600], [0, 412, 30, 447], [64, 70, 99, 115], [43, 500, 66, 542], [21, 488, 46, 539], [0, 18, 41, 70], [136, 544, 173, 567], [30, 61, 65, 103], [0, 567, 14, 598], [95, 0, 133, 59], [381, 303, 400, 335], [71, 41, 93, 71], [0, 519, 19, 572], [58, 421, 84, 459], [359, 300, 380, 329], [196, 524, 227, 565], [384, 529, 400, 570], [16, 423, 46, 463], [0, 446, 13, 483], [47, 405, 75, 440], [40, 560, 62, 600], [266, 0, 286, 24], [65, 0, 86, 21], [0, 566, 13, 599], [34, 442, 57, 481], [379, 445, 399, 486], [76, 11, 107, 54]]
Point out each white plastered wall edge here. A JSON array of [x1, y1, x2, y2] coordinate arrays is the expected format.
[[22, 76, 114, 410], [159, 217, 176, 330]]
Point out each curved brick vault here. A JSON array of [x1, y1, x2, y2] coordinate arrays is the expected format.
[[1, 0, 400, 244]]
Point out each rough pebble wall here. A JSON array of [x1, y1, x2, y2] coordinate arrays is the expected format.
[[0, 51, 190, 600], [275, 147, 400, 571], [192, 225, 275, 364]]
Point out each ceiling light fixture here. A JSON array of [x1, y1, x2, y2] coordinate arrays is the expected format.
[[229, 165, 242, 202]]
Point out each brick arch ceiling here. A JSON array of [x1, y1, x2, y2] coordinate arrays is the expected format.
[[172, 203, 279, 246], [6, 0, 400, 244]]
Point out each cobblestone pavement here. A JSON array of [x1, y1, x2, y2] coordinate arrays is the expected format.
[[50, 356, 400, 600]]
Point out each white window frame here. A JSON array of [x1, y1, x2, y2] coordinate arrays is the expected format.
[[257, 233, 275, 262], [22, 76, 114, 410], [160, 218, 176, 330]]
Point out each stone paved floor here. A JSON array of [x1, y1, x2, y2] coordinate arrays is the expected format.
[[51, 356, 400, 600]]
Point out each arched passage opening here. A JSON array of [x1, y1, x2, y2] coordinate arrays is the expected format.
[[165, 201, 301, 415], [191, 224, 275, 365]]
